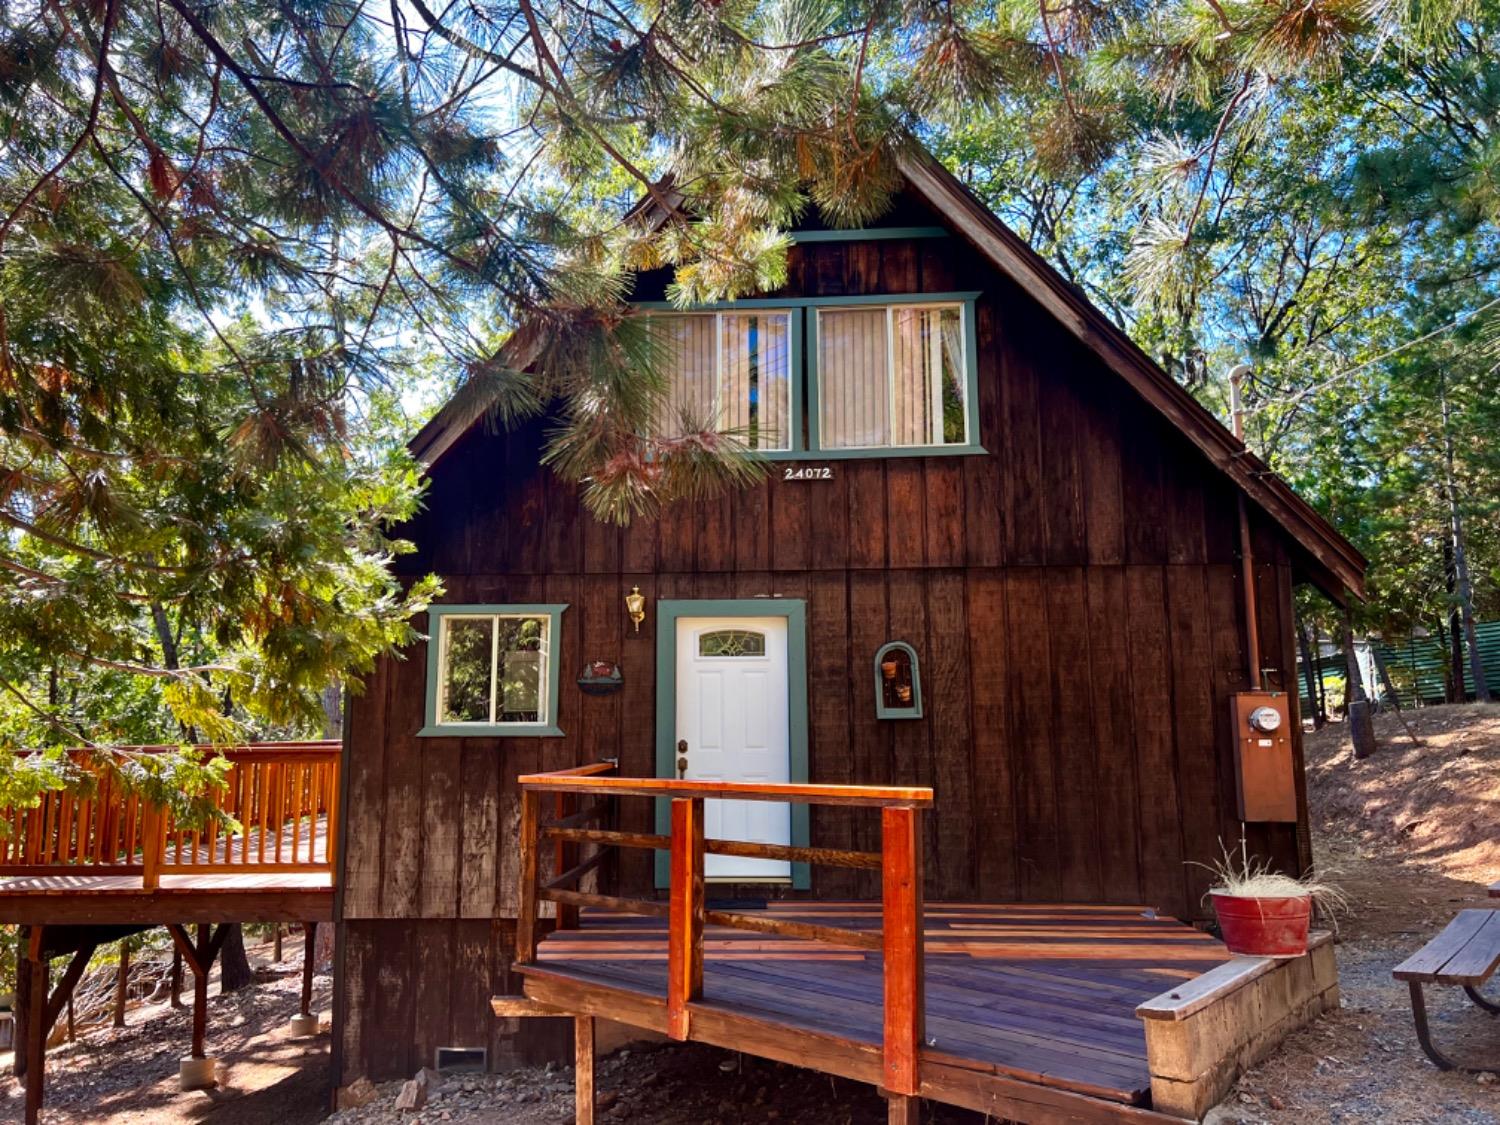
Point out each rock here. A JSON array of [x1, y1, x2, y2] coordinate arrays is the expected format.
[[414, 1066, 446, 1093], [1268, 1094, 1286, 1110], [338, 1077, 380, 1109], [1477, 1072, 1497, 1085], [395, 1079, 427, 1111], [598, 1092, 619, 1110]]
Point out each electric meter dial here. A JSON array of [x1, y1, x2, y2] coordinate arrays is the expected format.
[[1248, 706, 1282, 734]]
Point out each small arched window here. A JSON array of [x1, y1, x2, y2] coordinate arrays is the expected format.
[[874, 642, 923, 719]]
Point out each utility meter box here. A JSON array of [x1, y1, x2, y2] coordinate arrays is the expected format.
[[1230, 691, 1297, 823]]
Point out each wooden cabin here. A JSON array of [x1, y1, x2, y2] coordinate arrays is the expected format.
[[332, 150, 1365, 1116]]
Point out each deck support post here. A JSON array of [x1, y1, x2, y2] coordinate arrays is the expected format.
[[167, 922, 230, 1089], [884, 1091, 921, 1125], [881, 806, 924, 1097], [574, 1015, 595, 1125], [289, 922, 319, 1036], [191, 924, 210, 1059], [666, 796, 705, 1041], [23, 927, 45, 1125], [14, 927, 94, 1125]]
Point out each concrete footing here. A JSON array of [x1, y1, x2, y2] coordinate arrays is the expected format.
[[288, 1013, 319, 1038], [178, 1056, 218, 1091]]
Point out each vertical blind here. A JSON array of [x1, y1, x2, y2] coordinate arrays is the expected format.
[[652, 312, 792, 451], [818, 304, 967, 449]]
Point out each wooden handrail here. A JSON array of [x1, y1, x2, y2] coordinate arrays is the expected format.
[[515, 763, 928, 1097], [516, 772, 934, 808], [0, 742, 342, 889]]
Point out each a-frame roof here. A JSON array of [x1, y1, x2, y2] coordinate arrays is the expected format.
[[410, 148, 1367, 601]]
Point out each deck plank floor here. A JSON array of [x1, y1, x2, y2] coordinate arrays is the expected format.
[[527, 902, 1232, 1105]]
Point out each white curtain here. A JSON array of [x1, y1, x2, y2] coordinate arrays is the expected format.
[[720, 313, 790, 451], [651, 312, 791, 451], [818, 308, 890, 448], [819, 304, 965, 449]]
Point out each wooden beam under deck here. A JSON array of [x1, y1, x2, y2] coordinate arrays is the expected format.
[[0, 882, 333, 926]]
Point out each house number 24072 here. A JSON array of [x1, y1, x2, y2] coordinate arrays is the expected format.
[[783, 466, 833, 481]]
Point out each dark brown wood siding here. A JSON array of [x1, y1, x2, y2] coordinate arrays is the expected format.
[[334, 226, 1314, 1083]]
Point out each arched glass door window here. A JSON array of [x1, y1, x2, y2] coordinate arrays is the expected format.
[[698, 629, 768, 658], [874, 642, 923, 719]]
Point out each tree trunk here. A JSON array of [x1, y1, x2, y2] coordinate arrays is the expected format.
[[1443, 542, 1465, 702], [170, 946, 183, 1009], [113, 943, 130, 1028], [218, 925, 253, 993], [1343, 610, 1376, 760], [1297, 619, 1324, 729], [1312, 621, 1329, 724], [1440, 379, 1492, 702]]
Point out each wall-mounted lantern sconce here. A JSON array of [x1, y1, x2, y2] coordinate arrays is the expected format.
[[874, 642, 923, 719], [625, 585, 646, 633]]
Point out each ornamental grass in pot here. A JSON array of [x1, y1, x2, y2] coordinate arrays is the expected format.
[[1197, 843, 1345, 958]]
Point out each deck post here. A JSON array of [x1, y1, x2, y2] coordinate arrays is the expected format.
[[555, 792, 580, 930], [141, 804, 162, 890], [289, 922, 320, 1036], [516, 788, 542, 965], [192, 924, 209, 1059], [885, 1092, 921, 1124], [13, 925, 30, 1078], [167, 922, 225, 1089], [881, 806, 924, 1098], [23, 927, 45, 1125], [574, 1015, 595, 1125], [666, 796, 704, 1041]]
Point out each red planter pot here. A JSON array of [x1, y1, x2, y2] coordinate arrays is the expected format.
[[1210, 891, 1312, 957]]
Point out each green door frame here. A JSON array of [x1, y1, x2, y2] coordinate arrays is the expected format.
[[654, 598, 811, 890]]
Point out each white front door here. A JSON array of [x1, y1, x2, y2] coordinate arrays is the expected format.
[[675, 616, 792, 881]]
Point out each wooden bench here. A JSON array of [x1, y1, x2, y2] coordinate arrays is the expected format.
[[1393, 909, 1500, 1071]]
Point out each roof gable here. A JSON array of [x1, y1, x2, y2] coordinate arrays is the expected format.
[[410, 150, 1367, 599]]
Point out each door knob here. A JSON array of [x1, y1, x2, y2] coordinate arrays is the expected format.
[[677, 739, 688, 779]]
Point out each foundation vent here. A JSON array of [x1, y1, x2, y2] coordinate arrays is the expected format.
[[434, 1046, 488, 1073]]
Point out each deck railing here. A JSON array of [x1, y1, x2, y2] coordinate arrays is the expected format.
[[515, 764, 935, 1096], [0, 742, 341, 889]]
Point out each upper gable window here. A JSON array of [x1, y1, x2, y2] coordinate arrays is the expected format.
[[815, 303, 969, 451], [649, 311, 794, 452], [420, 604, 566, 737]]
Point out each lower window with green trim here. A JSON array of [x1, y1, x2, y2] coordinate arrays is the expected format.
[[420, 604, 567, 737]]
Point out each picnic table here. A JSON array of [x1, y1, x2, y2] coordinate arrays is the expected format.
[[1394, 907, 1500, 1070]]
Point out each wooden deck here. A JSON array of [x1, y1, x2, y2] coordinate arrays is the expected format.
[[1, 743, 342, 1124], [0, 743, 338, 925], [522, 903, 1231, 1112], [502, 764, 1251, 1123]]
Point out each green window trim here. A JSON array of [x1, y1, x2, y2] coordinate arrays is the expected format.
[[874, 641, 924, 720], [654, 599, 811, 890], [419, 603, 568, 738], [632, 292, 984, 461], [787, 227, 950, 243]]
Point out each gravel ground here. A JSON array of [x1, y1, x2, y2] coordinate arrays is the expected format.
[[0, 949, 332, 1124]]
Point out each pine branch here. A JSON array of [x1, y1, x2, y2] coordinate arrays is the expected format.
[[0, 0, 118, 252]]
